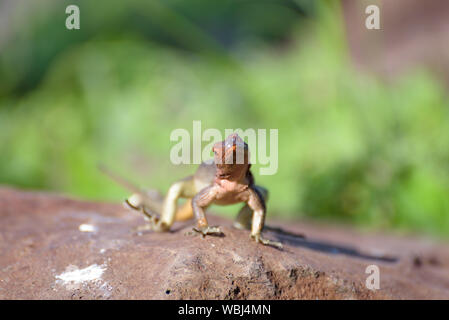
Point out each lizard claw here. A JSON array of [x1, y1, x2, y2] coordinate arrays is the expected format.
[[187, 226, 223, 238], [251, 234, 283, 249]]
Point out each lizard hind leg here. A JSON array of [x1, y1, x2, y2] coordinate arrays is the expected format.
[[127, 189, 164, 213], [126, 177, 196, 232], [125, 189, 167, 231], [159, 176, 197, 228]]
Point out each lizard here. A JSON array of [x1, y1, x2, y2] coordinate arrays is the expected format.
[[110, 133, 288, 248]]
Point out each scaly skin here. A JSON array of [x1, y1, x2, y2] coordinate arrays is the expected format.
[[126, 133, 282, 248]]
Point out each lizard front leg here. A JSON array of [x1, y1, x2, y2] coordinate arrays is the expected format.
[[234, 185, 268, 230], [247, 187, 283, 249], [159, 176, 196, 228], [191, 185, 222, 237]]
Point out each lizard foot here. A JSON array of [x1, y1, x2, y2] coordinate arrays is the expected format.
[[251, 234, 283, 249], [188, 226, 223, 238]]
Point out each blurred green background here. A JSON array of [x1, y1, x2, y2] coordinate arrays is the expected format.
[[1, 0, 449, 238]]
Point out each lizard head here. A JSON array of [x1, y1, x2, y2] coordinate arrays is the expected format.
[[212, 133, 250, 175]]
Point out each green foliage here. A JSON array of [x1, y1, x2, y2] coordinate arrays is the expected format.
[[1, 1, 448, 237]]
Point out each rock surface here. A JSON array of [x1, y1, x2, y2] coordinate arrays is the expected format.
[[1, 187, 448, 299]]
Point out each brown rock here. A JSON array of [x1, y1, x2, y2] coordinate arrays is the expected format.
[[0, 187, 448, 299]]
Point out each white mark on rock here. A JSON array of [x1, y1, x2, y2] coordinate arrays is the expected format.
[[230, 251, 244, 264], [79, 224, 97, 232], [56, 264, 105, 284], [55, 264, 112, 296]]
